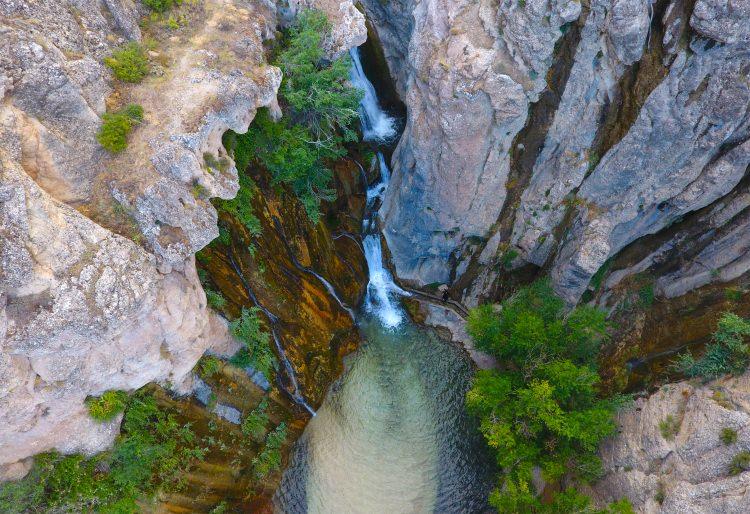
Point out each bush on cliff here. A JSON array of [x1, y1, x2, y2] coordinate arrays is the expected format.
[[86, 390, 129, 422], [104, 42, 149, 83], [229, 9, 362, 222], [0, 391, 204, 513], [142, 0, 178, 13], [97, 104, 144, 153], [672, 312, 750, 380], [230, 307, 276, 378], [466, 280, 632, 512]]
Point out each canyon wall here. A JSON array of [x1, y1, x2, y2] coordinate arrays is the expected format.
[[363, 0, 750, 510], [0, 0, 365, 479], [364, 0, 750, 309]]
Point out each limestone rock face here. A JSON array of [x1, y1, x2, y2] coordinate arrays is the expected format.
[[591, 376, 750, 513], [0, 0, 365, 475], [367, 0, 750, 313], [364, 0, 577, 285], [552, 41, 750, 303]]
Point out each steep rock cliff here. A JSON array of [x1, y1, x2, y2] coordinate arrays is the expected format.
[[364, 0, 750, 312], [0, 0, 365, 478], [590, 376, 750, 513]]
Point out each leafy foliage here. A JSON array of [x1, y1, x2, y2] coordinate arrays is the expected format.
[[466, 280, 629, 512], [215, 173, 262, 236], [142, 0, 179, 12], [198, 356, 223, 379], [205, 289, 227, 310], [0, 392, 203, 513], [97, 104, 144, 153], [86, 391, 129, 422], [251, 422, 287, 479], [242, 398, 270, 442], [104, 42, 149, 83], [721, 427, 738, 445], [230, 307, 276, 377], [729, 451, 750, 475], [672, 312, 750, 380], [229, 9, 362, 222], [659, 415, 680, 441]]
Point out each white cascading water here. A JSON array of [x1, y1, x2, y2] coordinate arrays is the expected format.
[[274, 45, 495, 514], [349, 47, 397, 143], [351, 48, 408, 328]]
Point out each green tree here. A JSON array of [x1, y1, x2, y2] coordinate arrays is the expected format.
[[97, 104, 144, 153], [228, 9, 362, 222], [104, 42, 149, 83], [0, 391, 204, 513], [466, 280, 629, 512]]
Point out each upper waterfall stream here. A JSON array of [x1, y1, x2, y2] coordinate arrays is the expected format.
[[273, 45, 493, 513]]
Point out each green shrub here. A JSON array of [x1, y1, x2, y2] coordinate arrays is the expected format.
[[205, 289, 226, 310], [659, 415, 680, 441], [729, 451, 750, 475], [97, 104, 144, 153], [501, 249, 518, 270], [672, 312, 750, 380], [466, 280, 626, 512], [198, 356, 223, 378], [638, 284, 655, 307], [229, 9, 362, 222], [721, 427, 738, 445], [230, 307, 276, 377], [216, 173, 262, 236], [725, 287, 743, 302], [242, 398, 269, 442], [0, 391, 203, 513], [142, 0, 178, 12], [251, 422, 287, 479], [85, 391, 129, 422], [104, 42, 149, 83]]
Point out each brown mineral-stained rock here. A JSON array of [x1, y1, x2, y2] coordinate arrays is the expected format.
[[198, 162, 368, 409]]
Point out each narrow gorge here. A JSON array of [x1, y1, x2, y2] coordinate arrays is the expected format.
[[1, 0, 750, 513]]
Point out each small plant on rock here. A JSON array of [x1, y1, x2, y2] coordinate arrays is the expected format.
[[659, 415, 680, 441], [230, 308, 276, 378], [198, 356, 223, 379], [721, 427, 738, 445], [242, 398, 269, 442], [672, 312, 750, 380], [729, 451, 750, 475], [85, 390, 128, 422], [96, 104, 144, 153], [205, 289, 226, 310]]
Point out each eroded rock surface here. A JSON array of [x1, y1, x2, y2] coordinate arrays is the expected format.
[[0, 0, 365, 476], [366, 0, 750, 314], [365, 0, 578, 285], [591, 377, 750, 513]]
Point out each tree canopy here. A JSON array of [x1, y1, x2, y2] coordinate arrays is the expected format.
[[466, 280, 631, 513]]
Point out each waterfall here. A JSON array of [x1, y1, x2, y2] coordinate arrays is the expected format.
[[350, 48, 408, 328], [349, 47, 397, 143]]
